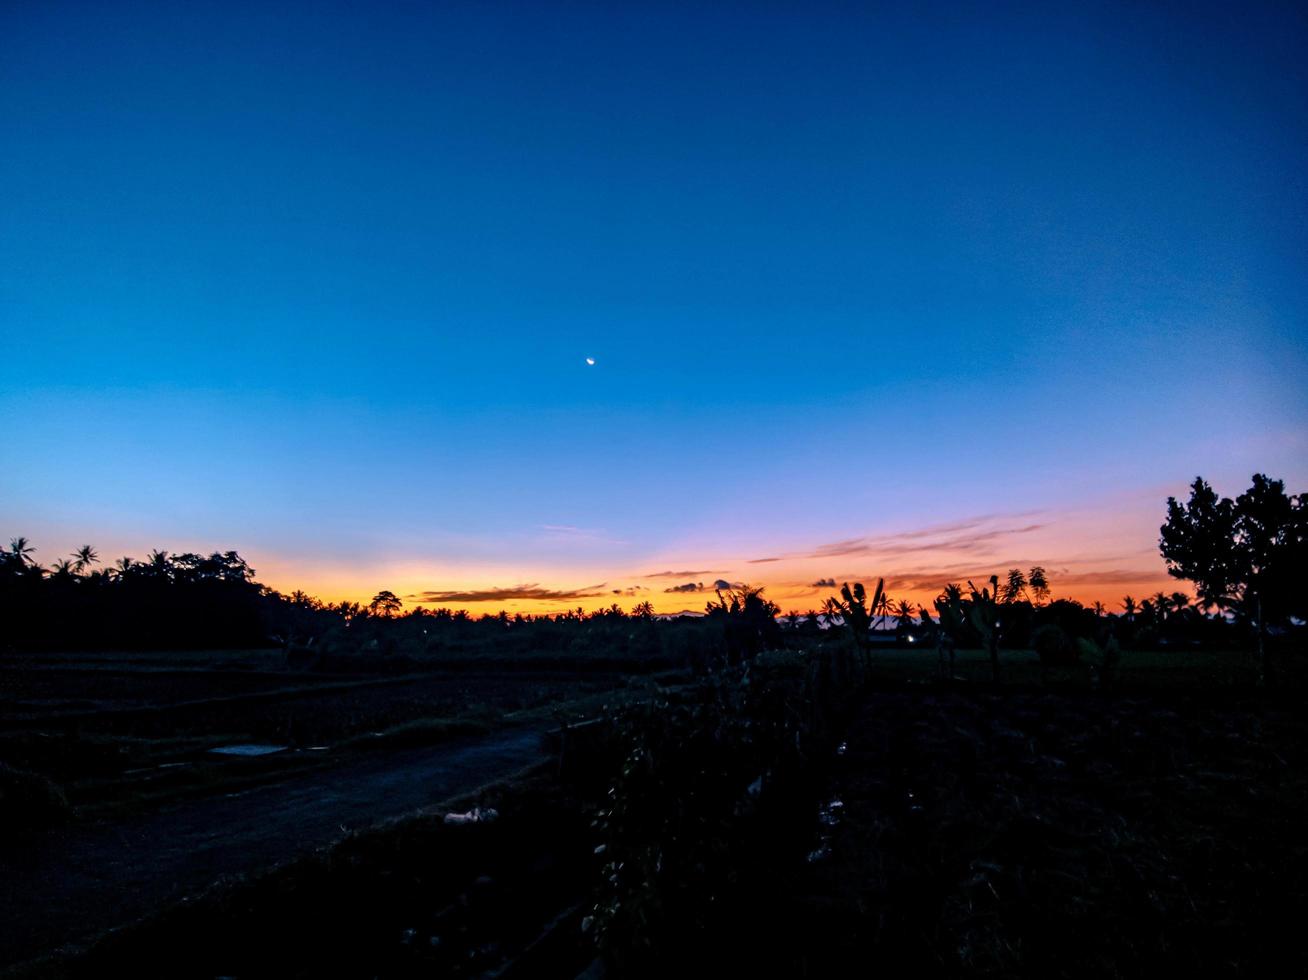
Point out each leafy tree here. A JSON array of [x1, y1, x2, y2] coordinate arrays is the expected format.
[[1029, 566, 1050, 606], [368, 590, 403, 618], [1160, 473, 1307, 682], [1001, 568, 1028, 604], [705, 585, 781, 665]]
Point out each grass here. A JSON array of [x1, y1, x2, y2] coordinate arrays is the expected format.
[[792, 686, 1308, 976], [853, 645, 1302, 693], [6, 643, 1305, 975]]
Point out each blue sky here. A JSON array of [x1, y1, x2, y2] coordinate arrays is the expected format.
[[3, 1, 1305, 608]]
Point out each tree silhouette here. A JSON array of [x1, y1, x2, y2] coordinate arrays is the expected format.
[[9, 537, 35, 565], [874, 587, 894, 632], [1029, 566, 1050, 606], [369, 590, 403, 618], [967, 575, 1002, 684], [894, 598, 916, 631], [1160, 473, 1306, 683], [824, 580, 882, 668], [72, 545, 99, 573], [1002, 568, 1028, 604]]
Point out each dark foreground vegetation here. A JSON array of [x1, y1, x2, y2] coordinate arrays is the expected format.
[[3, 473, 1304, 976]]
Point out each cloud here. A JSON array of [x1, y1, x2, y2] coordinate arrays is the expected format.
[[539, 524, 626, 545], [413, 583, 609, 604], [806, 522, 1046, 560], [811, 577, 837, 588], [663, 579, 743, 594], [611, 585, 649, 596], [642, 569, 720, 578], [1051, 569, 1172, 587], [747, 556, 782, 564]]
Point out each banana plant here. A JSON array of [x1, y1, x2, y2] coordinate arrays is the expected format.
[[823, 578, 884, 670], [930, 584, 967, 680], [967, 574, 1002, 684]]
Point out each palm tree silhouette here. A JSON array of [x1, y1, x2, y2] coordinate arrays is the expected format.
[[874, 589, 894, 632], [1121, 595, 1137, 622], [72, 545, 99, 573], [894, 598, 915, 625], [9, 537, 35, 564], [146, 550, 170, 579], [1152, 591, 1172, 620]]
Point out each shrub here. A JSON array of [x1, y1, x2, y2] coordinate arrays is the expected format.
[[1032, 624, 1078, 666]]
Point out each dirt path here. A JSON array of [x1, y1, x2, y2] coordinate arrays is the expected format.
[[0, 726, 550, 971]]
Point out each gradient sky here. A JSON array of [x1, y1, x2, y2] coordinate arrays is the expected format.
[[3, 1, 1306, 613]]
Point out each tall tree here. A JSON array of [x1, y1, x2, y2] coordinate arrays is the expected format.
[[72, 545, 99, 573], [1160, 474, 1307, 683], [368, 590, 403, 617], [1028, 566, 1050, 606], [1001, 568, 1027, 604]]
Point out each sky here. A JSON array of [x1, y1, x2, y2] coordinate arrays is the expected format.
[[2, 1, 1306, 614]]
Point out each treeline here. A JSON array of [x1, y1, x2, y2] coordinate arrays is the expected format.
[[0, 541, 780, 666], [0, 543, 267, 651], [3, 472, 1300, 663]]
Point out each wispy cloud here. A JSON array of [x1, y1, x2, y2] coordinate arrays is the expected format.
[[747, 556, 782, 564], [1050, 569, 1173, 587], [805, 521, 1046, 560], [413, 583, 609, 604], [641, 569, 720, 578], [539, 524, 626, 545]]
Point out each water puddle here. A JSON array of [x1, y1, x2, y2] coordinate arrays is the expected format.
[[208, 744, 290, 757]]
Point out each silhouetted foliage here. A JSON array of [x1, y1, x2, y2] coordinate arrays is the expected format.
[[1160, 473, 1307, 681]]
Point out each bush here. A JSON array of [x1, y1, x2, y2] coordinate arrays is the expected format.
[[1032, 624, 1078, 666]]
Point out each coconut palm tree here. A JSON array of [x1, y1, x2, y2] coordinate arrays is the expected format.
[[1092, 601, 1106, 618], [72, 545, 99, 573], [9, 537, 35, 564], [874, 588, 894, 632], [146, 549, 170, 579], [894, 598, 916, 631], [1121, 596, 1137, 622], [50, 558, 76, 579], [1152, 591, 1172, 621]]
